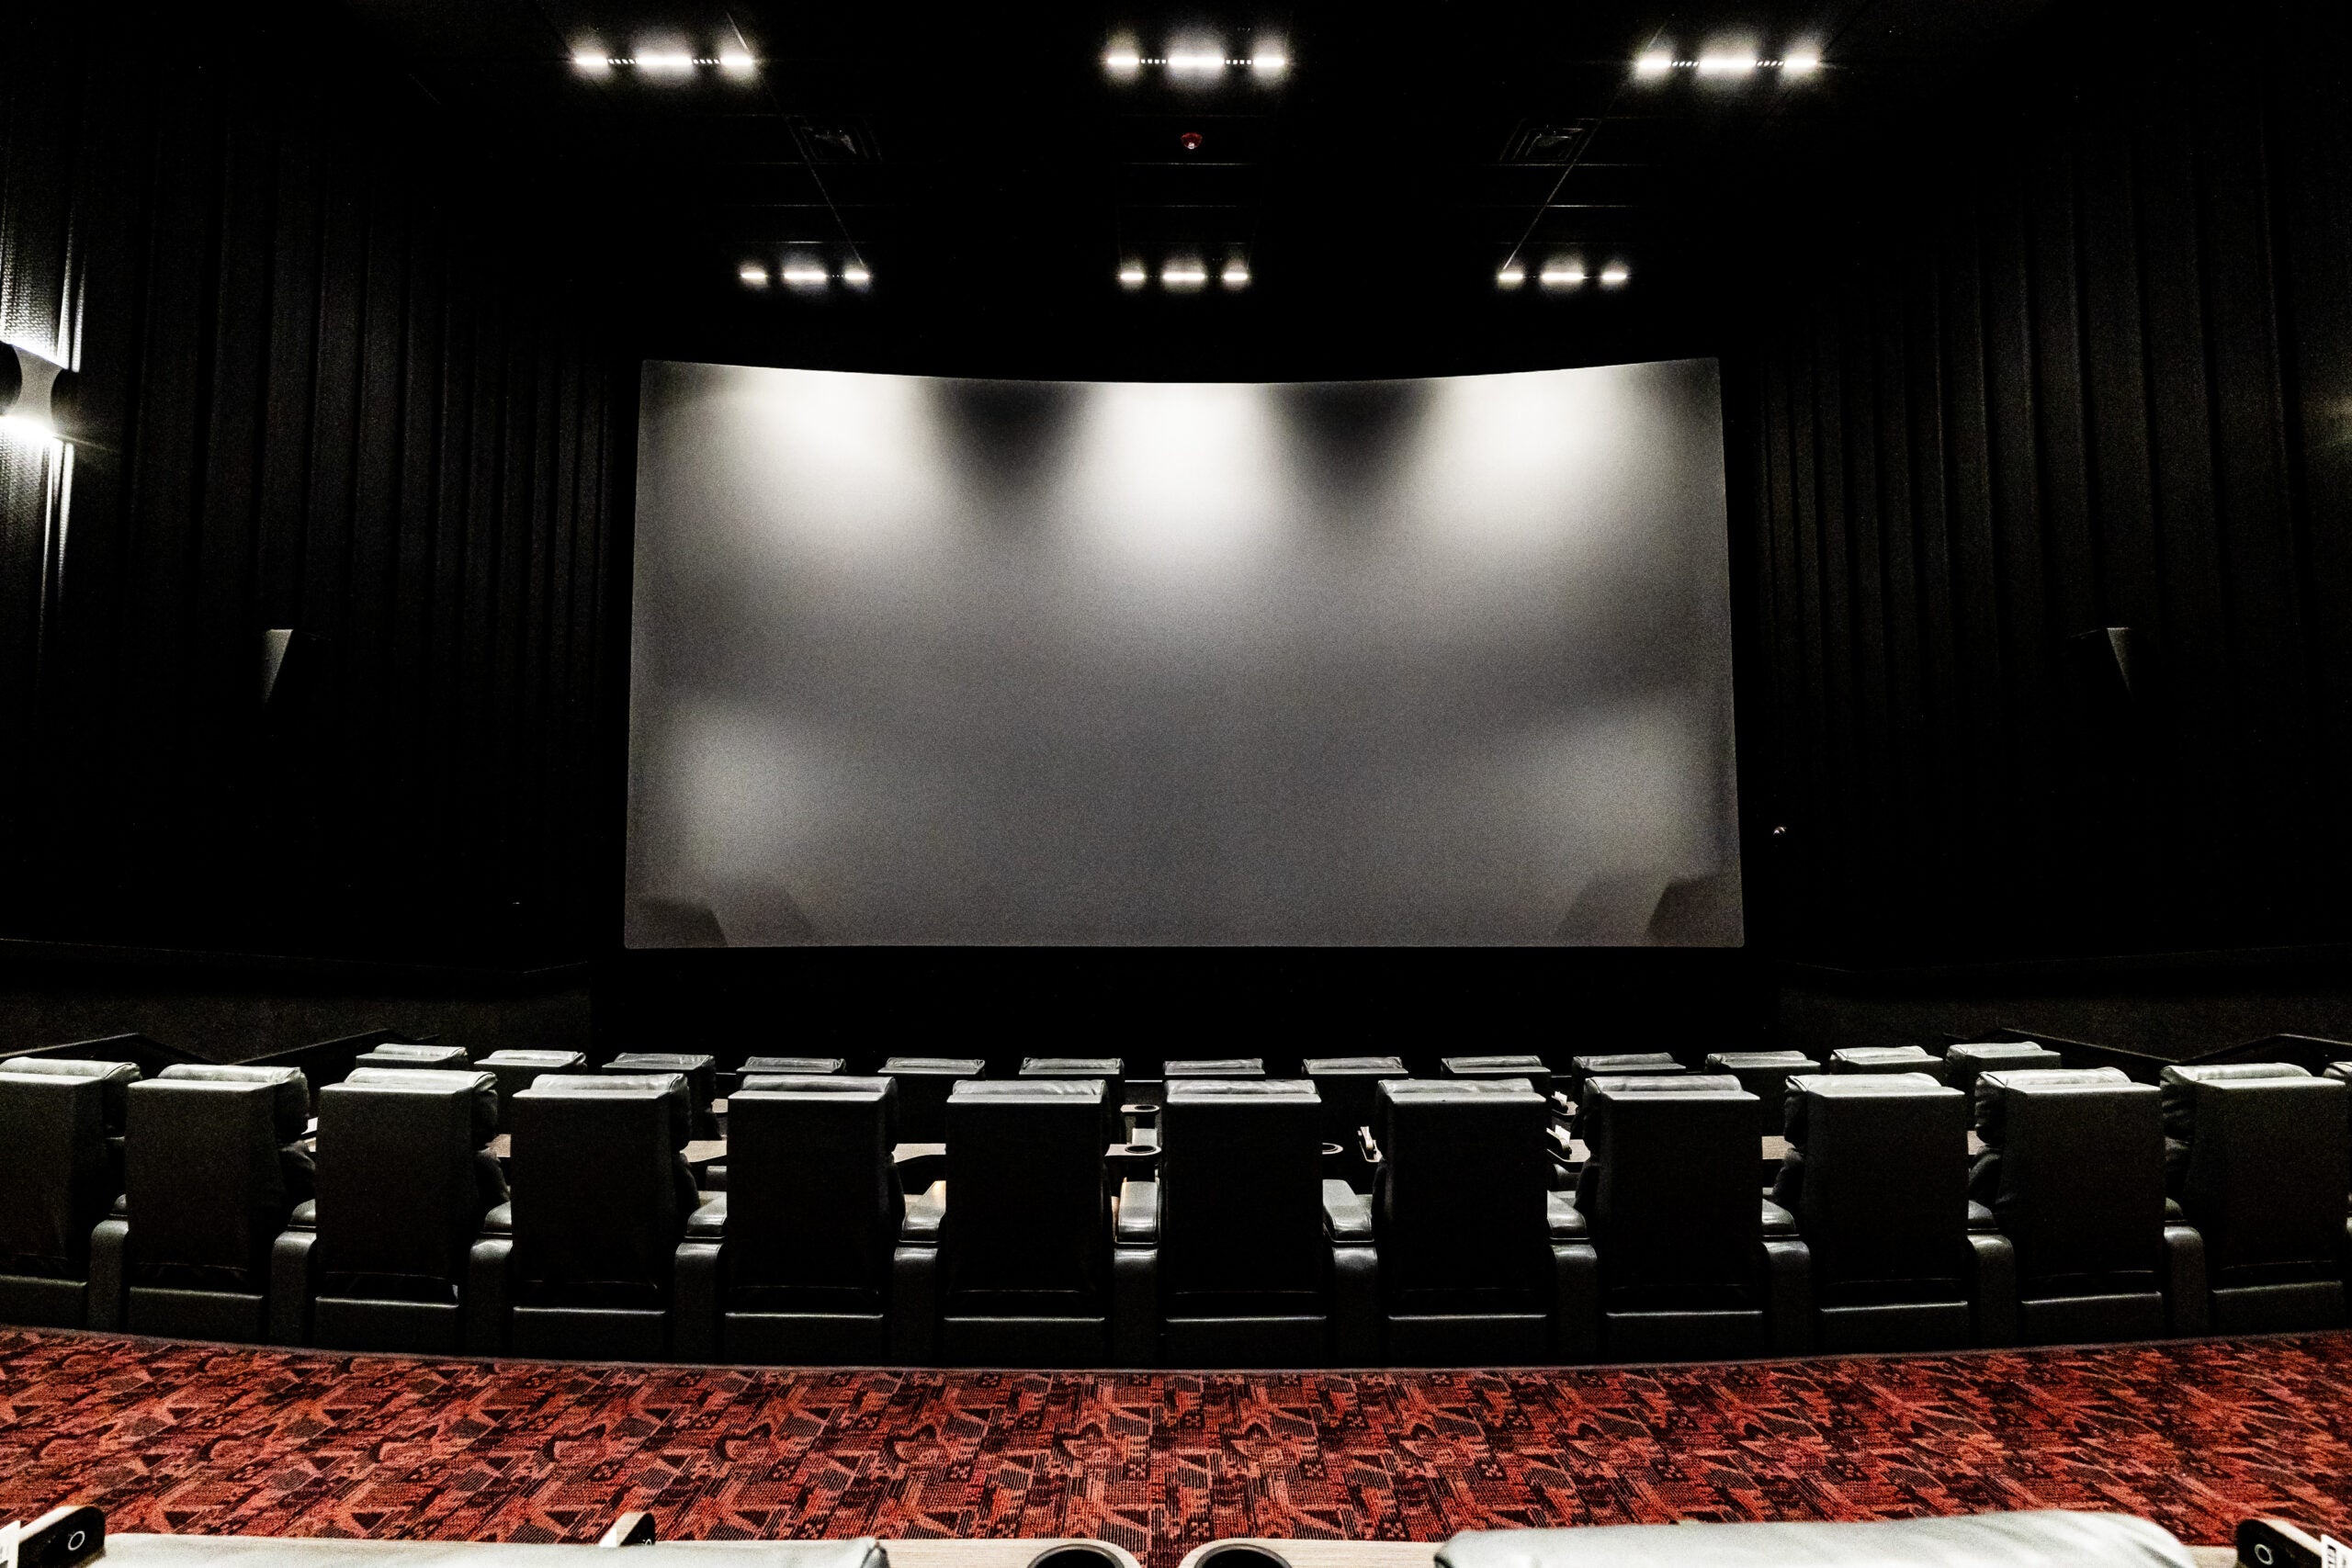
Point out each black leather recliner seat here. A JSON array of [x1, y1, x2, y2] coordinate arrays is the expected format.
[[1114, 1079, 1376, 1366], [1774, 1072, 2012, 1351], [1564, 1054, 1685, 1105], [878, 1056, 986, 1145], [1371, 1078, 1594, 1363], [475, 1073, 713, 1359], [1304, 1055, 1409, 1192], [1576, 1076, 1809, 1359], [1828, 1046, 1949, 1082], [92, 1064, 313, 1342], [896, 1077, 1118, 1366], [352, 1043, 469, 1071], [274, 1066, 507, 1351], [674, 1074, 910, 1362], [2161, 1063, 2347, 1332], [1973, 1067, 2205, 1344], [0, 1058, 140, 1326], [603, 1052, 720, 1139], [1704, 1051, 1819, 1134], [1944, 1042, 2064, 1104], [476, 1049, 589, 1130]]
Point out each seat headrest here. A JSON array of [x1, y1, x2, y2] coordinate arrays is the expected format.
[[1166, 1077, 1318, 1106], [1303, 1055, 1408, 1076], [519, 1071, 691, 1146], [1572, 1053, 1679, 1073], [1704, 1051, 1817, 1069], [949, 1077, 1103, 1104], [156, 1063, 310, 1139], [0, 1057, 141, 1132], [1830, 1046, 1940, 1069], [1164, 1058, 1265, 1076], [334, 1067, 500, 1145], [882, 1055, 985, 1075], [738, 1074, 893, 1100], [355, 1043, 469, 1066], [1783, 1072, 1954, 1144], [2160, 1061, 2316, 1141], [1021, 1057, 1124, 1076], [1586, 1072, 1740, 1096], [1382, 1077, 1543, 1107], [479, 1049, 588, 1067], [741, 1055, 848, 1074], [1974, 1066, 2133, 1145], [1443, 1055, 1548, 1074], [606, 1052, 716, 1071]]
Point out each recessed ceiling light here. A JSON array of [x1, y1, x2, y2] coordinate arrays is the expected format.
[[1600, 264, 1630, 285], [1781, 49, 1820, 74], [1118, 262, 1148, 288], [1540, 265, 1587, 288], [1221, 261, 1250, 288], [636, 50, 695, 72], [842, 263, 872, 287], [1635, 51, 1674, 76], [1497, 265, 1525, 288], [1696, 53, 1758, 74], [718, 50, 756, 73], [1250, 47, 1289, 75], [572, 48, 613, 73], [780, 266, 830, 287], [1167, 51, 1226, 73], [739, 264, 770, 287], [1161, 265, 1208, 288]]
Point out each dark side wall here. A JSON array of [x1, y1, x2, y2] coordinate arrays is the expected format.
[[0, 6, 625, 983], [1738, 3, 2352, 973]]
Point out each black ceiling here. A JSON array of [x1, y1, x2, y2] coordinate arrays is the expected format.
[[322, 0, 2056, 377]]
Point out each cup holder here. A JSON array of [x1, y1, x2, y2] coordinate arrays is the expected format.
[[1191, 1545, 1293, 1568], [1029, 1544, 1131, 1568]]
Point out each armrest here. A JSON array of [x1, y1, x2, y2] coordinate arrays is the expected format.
[[899, 1179, 945, 1243], [1323, 1179, 1374, 1242], [2164, 1197, 2185, 1223], [479, 1201, 513, 1236], [465, 1228, 513, 1355], [1545, 1191, 1587, 1242], [1356, 1126, 1381, 1166], [1964, 1231, 2017, 1348], [1967, 1201, 1997, 1233], [686, 1194, 726, 1238], [287, 1200, 317, 1231], [268, 1224, 318, 1345], [1116, 1177, 1160, 1244], [1760, 1199, 1798, 1237], [110, 1191, 128, 1218], [1760, 1233, 1813, 1354], [2163, 1222, 2208, 1337], [88, 1213, 129, 1332], [673, 1224, 722, 1362]]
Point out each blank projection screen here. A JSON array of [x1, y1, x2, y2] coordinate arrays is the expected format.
[[626, 357, 1742, 947]]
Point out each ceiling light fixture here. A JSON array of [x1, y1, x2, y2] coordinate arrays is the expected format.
[[1781, 49, 1820, 74], [1103, 48, 1142, 73], [1497, 265, 1526, 288], [1118, 263, 1148, 288], [572, 48, 613, 73], [1161, 263, 1209, 287], [1696, 53, 1758, 74], [1635, 51, 1674, 76], [1220, 261, 1250, 288], [780, 266, 831, 287], [1540, 265, 1587, 288], [739, 264, 770, 287], [1600, 264, 1631, 285], [718, 50, 756, 73], [1251, 45, 1289, 75], [1166, 50, 1227, 73], [636, 50, 695, 72], [842, 263, 872, 288]]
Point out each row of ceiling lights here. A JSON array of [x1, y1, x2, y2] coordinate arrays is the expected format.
[[1120, 258, 1250, 290], [741, 261, 871, 289], [1635, 46, 1819, 78], [1498, 261, 1632, 289], [1102, 39, 1289, 78], [573, 44, 756, 74]]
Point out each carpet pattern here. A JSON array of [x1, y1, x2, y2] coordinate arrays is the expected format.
[[3, 1330, 2351, 1563]]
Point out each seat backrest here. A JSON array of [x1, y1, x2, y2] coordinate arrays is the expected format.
[[1828, 1046, 1948, 1083], [2166, 1071, 2346, 1279], [1374, 1078, 1549, 1298], [1944, 1042, 2063, 1104], [881, 1056, 987, 1143], [1779, 1074, 1967, 1292], [1304, 1056, 1408, 1145], [0, 1057, 141, 1134], [1570, 1072, 1740, 1137], [604, 1053, 718, 1136], [317, 1069, 500, 1286], [127, 1076, 307, 1279], [2160, 1063, 2309, 1193], [1442, 1055, 1554, 1101], [0, 1071, 111, 1270], [727, 1077, 902, 1298], [156, 1063, 311, 1125], [508, 1077, 694, 1296], [1580, 1080, 1760, 1292], [1976, 1069, 2163, 1285], [1160, 1079, 1325, 1300], [1704, 1052, 1818, 1133], [942, 1079, 1109, 1304], [477, 1050, 590, 1130], [1566, 1054, 1682, 1103], [353, 1043, 470, 1071]]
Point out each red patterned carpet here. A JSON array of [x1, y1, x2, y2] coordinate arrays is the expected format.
[[3, 1330, 2351, 1564]]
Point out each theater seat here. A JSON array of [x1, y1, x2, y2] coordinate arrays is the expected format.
[[1371, 1078, 1594, 1363], [1569, 1071, 1733, 1140], [1945, 1042, 2063, 1104], [1564, 1053, 1685, 1105], [1442, 1055, 1554, 1102], [1114, 1079, 1375, 1366], [1705, 1051, 1819, 1134], [473, 1074, 712, 1359], [879, 1056, 985, 1144], [351, 1043, 469, 1071], [1022, 1057, 1128, 1145], [1305, 1055, 1409, 1192], [603, 1052, 720, 1139], [92, 1065, 313, 1342], [675, 1076, 908, 1362], [1774, 1073, 2011, 1350], [895, 1078, 1119, 1366], [0, 1059, 139, 1327], [274, 1067, 506, 1351], [1973, 1067, 2204, 1344], [1829, 1046, 1949, 1083], [1577, 1076, 1808, 1358], [2161, 1064, 2348, 1332], [476, 1049, 589, 1130]]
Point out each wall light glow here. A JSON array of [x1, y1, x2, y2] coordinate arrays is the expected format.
[[842, 263, 872, 288], [637, 50, 696, 72], [1119, 263, 1148, 288], [1167, 48, 1227, 73], [718, 50, 756, 73], [1696, 53, 1758, 74], [1104, 49, 1142, 73], [1600, 265, 1631, 286], [1250, 45, 1289, 76], [780, 266, 831, 287], [572, 48, 613, 73], [1220, 262, 1250, 288], [1781, 48, 1820, 74], [1161, 263, 1209, 288], [1540, 265, 1587, 288], [1498, 265, 1526, 288], [1635, 51, 1674, 75], [740, 264, 771, 288]]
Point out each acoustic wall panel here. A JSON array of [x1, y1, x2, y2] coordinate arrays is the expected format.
[[628, 359, 1740, 945]]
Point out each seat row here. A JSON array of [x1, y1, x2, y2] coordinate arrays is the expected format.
[[4, 1047, 2346, 1365]]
